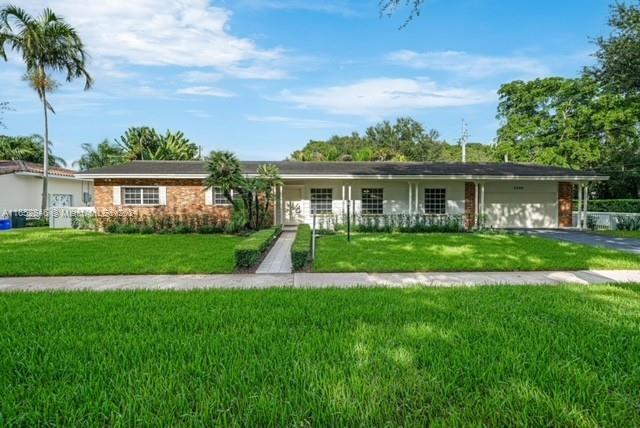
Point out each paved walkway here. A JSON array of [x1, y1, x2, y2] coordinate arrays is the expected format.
[[256, 229, 296, 274], [1, 270, 639, 292], [526, 229, 640, 254]]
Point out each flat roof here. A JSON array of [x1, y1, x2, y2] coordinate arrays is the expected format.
[[76, 160, 608, 181]]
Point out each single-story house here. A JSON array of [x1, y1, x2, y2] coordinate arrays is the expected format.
[[0, 160, 94, 216], [77, 160, 606, 229]]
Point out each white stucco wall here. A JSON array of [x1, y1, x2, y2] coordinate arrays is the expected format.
[[0, 173, 93, 216]]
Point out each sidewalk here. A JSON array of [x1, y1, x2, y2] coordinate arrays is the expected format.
[[1, 270, 639, 292]]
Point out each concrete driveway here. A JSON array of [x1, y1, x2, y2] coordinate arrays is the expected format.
[[525, 229, 640, 255]]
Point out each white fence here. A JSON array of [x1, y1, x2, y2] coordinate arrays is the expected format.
[[49, 207, 96, 229], [572, 211, 640, 230]]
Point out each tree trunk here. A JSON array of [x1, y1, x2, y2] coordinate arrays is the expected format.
[[41, 87, 49, 217]]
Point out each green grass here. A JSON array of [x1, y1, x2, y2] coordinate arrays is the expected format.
[[313, 232, 640, 272], [1, 286, 639, 426], [597, 230, 640, 239], [0, 228, 244, 276]]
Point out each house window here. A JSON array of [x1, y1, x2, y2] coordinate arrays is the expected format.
[[122, 187, 159, 205], [424, 188, 446, 214], [361, 188, 383, 215], [212, 187, 230, 205], [310, 188, 333, 215]]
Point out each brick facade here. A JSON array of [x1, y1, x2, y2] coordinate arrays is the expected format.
[[558, 181, 573, 228], [94, 178, 232, 219], [464, 182, 475, 229]]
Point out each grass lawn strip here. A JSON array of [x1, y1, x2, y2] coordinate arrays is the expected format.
[[0, 228, 243, 276], [313, 232, 640, 272], [1, 285, 639, 426]]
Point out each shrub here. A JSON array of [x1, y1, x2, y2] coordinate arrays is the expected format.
[[102, 214, 229, 234], [234, 226, 282, 268], [72, 213, 97, 230], [25, 218, 49, 228], [575, 199, 640, 213], [616, 215, 640, 231], [291, 224, 311, 271]]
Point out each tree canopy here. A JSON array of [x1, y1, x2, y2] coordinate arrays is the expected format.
[[290, 117, 494, 163], [0, 134, 66, 167]]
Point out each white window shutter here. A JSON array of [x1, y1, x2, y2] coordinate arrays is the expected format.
[[205, 188, 213, 205], [112, 186, 121, 206], [158, 186, 167, 205]]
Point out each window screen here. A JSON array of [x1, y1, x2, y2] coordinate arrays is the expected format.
[[310, 188, 332, 214], [361, 188, 383, 215], [423, 188, 446, 214]]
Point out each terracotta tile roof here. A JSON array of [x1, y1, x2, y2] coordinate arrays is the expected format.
[[0, 160, 77, 177]]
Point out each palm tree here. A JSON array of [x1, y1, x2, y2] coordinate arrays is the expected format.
[[0, 6, 92, 212], [74, 140, 125, 171]]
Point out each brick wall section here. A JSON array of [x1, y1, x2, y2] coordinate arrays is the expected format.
[[464, 182, 475, 229], [558, 181, 573, 227], [94, 178, 232, 219]]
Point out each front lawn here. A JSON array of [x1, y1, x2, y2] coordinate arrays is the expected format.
[[0, 228, 243, 276], [314, 232, 640, 272], [597, 230, 640, 239], [1, 286, 639, 426]]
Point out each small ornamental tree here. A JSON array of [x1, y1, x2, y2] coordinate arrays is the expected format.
[[205, 151, 282, 231]]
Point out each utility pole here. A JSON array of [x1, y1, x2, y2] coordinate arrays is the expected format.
[[460, 119, 469, 163]]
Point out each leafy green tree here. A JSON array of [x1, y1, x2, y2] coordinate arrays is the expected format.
[[117, 127, 198, 161], [0, 5, 92, 212], [0, 101, 8, 128], [379, 0, 425, 27], [290, 117, 492, 163], [0, 134, 66, 166], [74, 140, 125, 171], [205, 151, 282, 231], [495, 76, 640, 197], [589, 2, 640, 96]]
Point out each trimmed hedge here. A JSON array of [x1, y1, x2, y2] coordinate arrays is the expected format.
[[234, 226, 282, 268], [574, 199, 640, 213], [291, 224, 312, 271]]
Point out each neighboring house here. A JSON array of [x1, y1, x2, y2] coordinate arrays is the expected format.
[[0, 160, 94, 216], [78, 160, 607, 229]]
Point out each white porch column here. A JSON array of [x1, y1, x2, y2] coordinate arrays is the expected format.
[[272, 186, 277, 226], [408, 182, 412, 214], [341, 184, 346, 217], [480, 182, 485, 227], [583, 183, 589, 229], [474, 182, 479, 228], [577, 183, 583, 229], [415, 183, 419, 213], [279, 185, 284, 225]]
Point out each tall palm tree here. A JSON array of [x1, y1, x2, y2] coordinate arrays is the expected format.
[[0, 5, 92, 212], [73, 140, 125, 171]]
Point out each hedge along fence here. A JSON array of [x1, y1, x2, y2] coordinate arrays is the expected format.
[[291, 224, 312, 271], [102, 213, 230, 234], [573, 199, 640, 213], [234, 226, 282, 268]]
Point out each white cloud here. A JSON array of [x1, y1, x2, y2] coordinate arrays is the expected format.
[[19, 0, 287, 79], [277, 78, 495, 116], [186, 109, 213, 118], [246, 115, 352, 129], [386, 50, 550, 79], [176, 86, 236, 97], [181, 71, 223, 83]]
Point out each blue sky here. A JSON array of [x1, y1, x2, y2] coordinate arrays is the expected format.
[[2, 0, 611, 165]]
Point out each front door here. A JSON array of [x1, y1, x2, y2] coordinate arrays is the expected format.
[[283, 187, 303, 224]]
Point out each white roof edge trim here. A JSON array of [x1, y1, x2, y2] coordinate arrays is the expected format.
[[77, 173, 609, 181]]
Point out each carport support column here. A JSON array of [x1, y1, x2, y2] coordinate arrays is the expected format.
[[577, 183, 583, 229], [583, 183, 589, 230], [474, 182, 479, 228], [279, 185, 284, 225]]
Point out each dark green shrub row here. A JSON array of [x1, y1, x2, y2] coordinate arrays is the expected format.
[[102, 214, 229, 234], [291, 224, 311, 271], [327, 214, 466, 233], [234, 226, 282, 268], [616, 215, 640, 231], [25, 218, 49, 228], [574, 199, 640, 213]]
